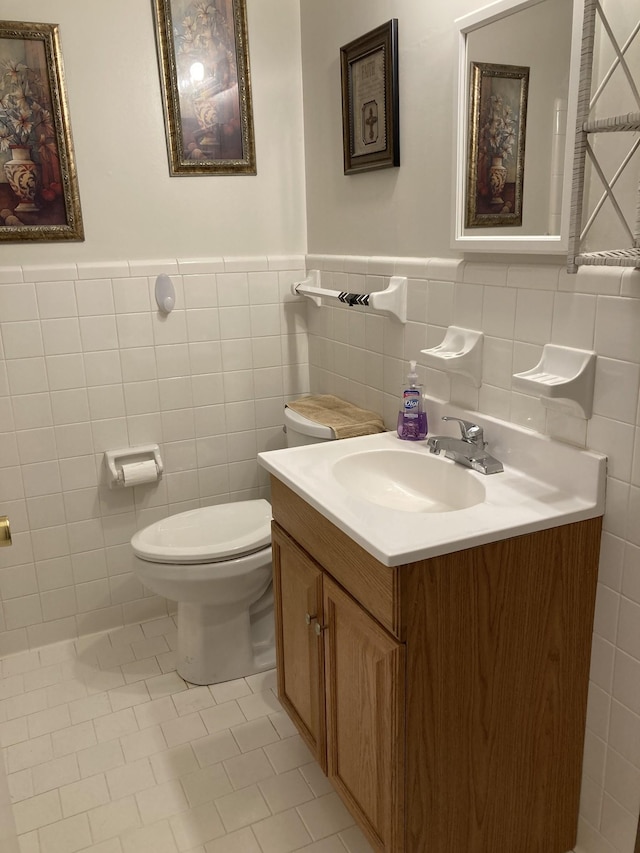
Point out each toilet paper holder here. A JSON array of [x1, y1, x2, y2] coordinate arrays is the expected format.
[[104, 444, 164, 488]]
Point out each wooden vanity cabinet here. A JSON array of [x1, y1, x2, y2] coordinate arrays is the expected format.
[[270, 477, 602, 853]]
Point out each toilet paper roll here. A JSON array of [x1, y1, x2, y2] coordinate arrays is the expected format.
[[121, 460, 158, 486]]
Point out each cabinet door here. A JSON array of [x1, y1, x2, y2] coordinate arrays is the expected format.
[[323, 576, 405, 853], [272, 524, 326, 768]]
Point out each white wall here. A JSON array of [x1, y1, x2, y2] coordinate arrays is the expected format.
[[300, 0, 487, 257], [0, 754, 18, 853], [0, 6, 307, 847], [298, 2, 640, 852], [303, 253, 640, 853], [0, 0, 307, 264], [299, 0, 639, 260], [0, 254, 309, 655]]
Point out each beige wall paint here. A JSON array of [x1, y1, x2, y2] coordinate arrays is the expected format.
[[299, 0, 472, 257], [0, 0, 307, 264], [299, 0, 639, 259]]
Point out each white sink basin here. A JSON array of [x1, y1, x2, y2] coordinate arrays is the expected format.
[[258, 401, 606, 566], [332, 449, 485, 513]]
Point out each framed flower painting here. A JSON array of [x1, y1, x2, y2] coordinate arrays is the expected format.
[[0, 21, 84, 242], [152, 0, 256, 176], [465, 61, 529, 228]]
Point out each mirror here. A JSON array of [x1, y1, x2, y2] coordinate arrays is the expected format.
[[452, 0, 583, 254]]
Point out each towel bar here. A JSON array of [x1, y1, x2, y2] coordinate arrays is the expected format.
[[292, 270, 407, 323]]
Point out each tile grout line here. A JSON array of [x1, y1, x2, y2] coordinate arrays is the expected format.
[[1, 613, 372, 853]]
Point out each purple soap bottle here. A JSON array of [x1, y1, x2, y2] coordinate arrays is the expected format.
[[397, 360, 428, 440]]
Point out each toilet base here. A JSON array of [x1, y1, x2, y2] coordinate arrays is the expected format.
[[176, 592, 275, 685]]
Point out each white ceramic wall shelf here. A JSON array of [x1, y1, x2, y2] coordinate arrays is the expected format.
[[420, 327, 484, 387], [512, 344, 596, 418], [292, 270, 407, 323]]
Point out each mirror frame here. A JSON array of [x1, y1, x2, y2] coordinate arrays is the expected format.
[[451, 0, 584, 254]]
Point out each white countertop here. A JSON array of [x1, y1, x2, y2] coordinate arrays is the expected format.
[[258, 401, 607, 567]]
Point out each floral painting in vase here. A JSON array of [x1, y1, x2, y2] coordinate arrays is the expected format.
[[465, 61, 529, 228], [0, 21, 83, 241], [152, 0, 256, 175]]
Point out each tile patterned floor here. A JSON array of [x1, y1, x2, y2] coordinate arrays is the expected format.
[[0, 616, 375, 853]]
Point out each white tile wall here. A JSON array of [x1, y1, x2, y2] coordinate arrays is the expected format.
[[0, 256, 308, 657], [305, 253, 640, 853], [2, 251, 640, 852]]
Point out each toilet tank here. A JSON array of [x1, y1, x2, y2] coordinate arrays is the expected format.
[[284, 406, 335, 447]]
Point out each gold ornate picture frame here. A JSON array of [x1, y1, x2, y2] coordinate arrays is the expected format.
[[0, 21, 84, 242], [152, 0, 256, 176], [466, 61, 529, 228]]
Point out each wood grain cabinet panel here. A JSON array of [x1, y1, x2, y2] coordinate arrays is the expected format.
[[403, 520, 603, 853], [324, 576, 405, 852], [272, 524, 326, 768]]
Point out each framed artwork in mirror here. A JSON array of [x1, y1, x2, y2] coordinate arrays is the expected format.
[[152, 0, 256, 176], [466, 61, 529, 227], [340, 19, 399, 175], [0, 21, 83, 242]]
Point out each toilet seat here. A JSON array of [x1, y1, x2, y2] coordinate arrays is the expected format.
[[131, 499, 272, 564]]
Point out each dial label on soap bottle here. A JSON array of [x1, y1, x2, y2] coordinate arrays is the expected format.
[[403, 389, 420, 412]]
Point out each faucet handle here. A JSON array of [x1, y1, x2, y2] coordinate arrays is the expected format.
[[442, 416, 484, 444]]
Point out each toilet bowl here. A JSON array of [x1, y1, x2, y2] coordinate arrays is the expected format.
[[131, 500, 274, 685], [130, 404, 336, 686]]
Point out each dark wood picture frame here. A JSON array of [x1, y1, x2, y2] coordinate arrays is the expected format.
[[152, 0, 256, 176], [466, 61, 529, 227], [340, 19, 399, 175], [0, 21, 83, 242]]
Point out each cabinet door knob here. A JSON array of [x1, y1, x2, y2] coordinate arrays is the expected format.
[[305, 613, 315, 626], [314, 622, 327, 636]]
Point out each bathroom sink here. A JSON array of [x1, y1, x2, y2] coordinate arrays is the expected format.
[[258, 401, 607, 566], [332, 449, 485, 512]]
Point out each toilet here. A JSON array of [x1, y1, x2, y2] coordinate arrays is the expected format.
[[130, 405, 334, 685]]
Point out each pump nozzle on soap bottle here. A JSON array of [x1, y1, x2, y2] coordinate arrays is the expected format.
[[397, 360, 428, 440]]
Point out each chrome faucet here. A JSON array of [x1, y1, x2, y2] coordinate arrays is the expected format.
[[426, 416, 503, 475]]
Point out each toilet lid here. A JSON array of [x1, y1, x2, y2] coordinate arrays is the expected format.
[[131, 499, 272, 564]]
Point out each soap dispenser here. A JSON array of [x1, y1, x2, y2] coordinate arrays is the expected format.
[[397, 360, 428, 440]]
